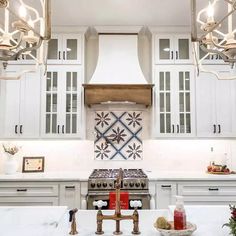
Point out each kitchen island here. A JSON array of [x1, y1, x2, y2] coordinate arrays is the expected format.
[[0, 206, 231, 235]]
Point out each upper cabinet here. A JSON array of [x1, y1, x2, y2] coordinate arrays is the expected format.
[[47, 34, 82, 64], [41, 65, 83, 138], [196, 66, 236, 137], [154, 34, 193, 64], [154, 65, 195, 137], [0, 66, 41, 138]]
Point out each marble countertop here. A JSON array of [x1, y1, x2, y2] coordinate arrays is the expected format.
[[0, 206, 231, 235], [0, 206, 68, 236], [0, 170, 236, 181]]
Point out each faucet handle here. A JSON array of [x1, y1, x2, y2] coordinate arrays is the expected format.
[[93, 200, 107, 209], [130, 200, 142, 208]]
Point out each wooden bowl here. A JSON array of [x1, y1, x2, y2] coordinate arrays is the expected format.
[[154, 221, 197, 236]]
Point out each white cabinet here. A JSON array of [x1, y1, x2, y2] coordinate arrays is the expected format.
[[178, 181, 236, 205], [154, 65, 195, 137], [41, 65, 82, 138], [80, 182, 88, 210], [156, 182, 177, 209], [47, 34, 82, 64], [0, 66, 41, 138], [196, 66, 236, 137], [0, 182, 59, 206], [59, 182, 80, 209], [154, 34, 192, 64]]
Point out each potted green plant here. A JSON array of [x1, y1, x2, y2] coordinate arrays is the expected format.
[[223, 205, 236, 236]]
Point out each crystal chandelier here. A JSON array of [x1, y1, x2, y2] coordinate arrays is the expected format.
[[0, 0, 51, 79], [191, 0, 236, 79]]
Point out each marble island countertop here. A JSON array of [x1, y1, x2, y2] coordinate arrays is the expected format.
[[0, 170, 236, 181], [0, 206, 231, 236]]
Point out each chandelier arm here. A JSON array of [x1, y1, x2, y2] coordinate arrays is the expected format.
[[15, 37, 43, 59], [191, 0, 198, 41], [43, 0, 51, 40], [19, 0, 40, 19], [197, 19, 226, 37], [6, 7, 41, 38], [199, 43, 230, 62], [199, 67, 236, 80], [199, 9, 236, 42]]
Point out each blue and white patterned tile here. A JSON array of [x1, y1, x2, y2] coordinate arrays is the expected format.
[[94, 111, 143, 160]]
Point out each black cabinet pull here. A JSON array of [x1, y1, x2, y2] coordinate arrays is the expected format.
[[218, 124, 221, 134], [176, 51, 178, 59], [17, 189, 27, 192], [57, 125, 60, 134], [20, 125, 23, 134], [15, 125, 18, 134], [63, 51, 65, 60], [58, 51, 61, 60], [161, 185, 171, 188], [62, 125, 65, 134], [65, 186, 75, 189], [177, 124, 180, 133], [172, 124, 175, 133], [208, 188, 219, 191], [171, 51, 174, 60], [213, 124, 216, 133]]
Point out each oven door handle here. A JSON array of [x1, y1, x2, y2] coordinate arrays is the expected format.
[[87, 192, 150, 196]]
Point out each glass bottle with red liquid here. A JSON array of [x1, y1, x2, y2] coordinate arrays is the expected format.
[[174, 196, 186, 230]]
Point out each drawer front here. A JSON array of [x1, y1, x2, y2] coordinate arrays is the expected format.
[[0, 183, 59, 197], [178, 182, 236, 196], [0, 197, 59, 206]]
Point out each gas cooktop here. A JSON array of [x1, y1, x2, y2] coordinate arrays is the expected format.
[[89, 169, 147, 179]]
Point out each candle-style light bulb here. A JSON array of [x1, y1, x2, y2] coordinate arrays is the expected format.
[[207, 2, 214, 21], [19, 4, 27, 18]]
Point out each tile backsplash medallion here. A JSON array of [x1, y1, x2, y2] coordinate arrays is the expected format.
[[94, 111, 143, 160]]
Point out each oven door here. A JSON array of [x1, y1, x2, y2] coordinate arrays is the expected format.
[[87, 192, 150, 210]]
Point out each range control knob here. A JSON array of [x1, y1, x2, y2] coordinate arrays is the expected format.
[[97, 182, 101, 188], [123, 182, 128, 187], [91, 183, 95, 188], [109, 182, 113, 187], [129, 182, 134, 187], [103, 182, 107, 188], [135, 182, 140, 187], [141, 182, 146, 188]]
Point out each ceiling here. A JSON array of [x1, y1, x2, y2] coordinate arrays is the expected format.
[[51, 0, 193, 26]]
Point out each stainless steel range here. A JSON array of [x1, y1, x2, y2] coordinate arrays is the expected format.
[[87, 169, 150, 209]]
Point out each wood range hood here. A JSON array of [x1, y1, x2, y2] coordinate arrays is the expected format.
[[82, 84, 154, 107]]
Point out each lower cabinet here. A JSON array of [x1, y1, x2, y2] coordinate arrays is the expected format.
[[0, 182, 59, 206], [155, 180, 236, 208], [156, 182, 177, 209], [178, 181, 236, 205], [0, 181, 84, 208], [59, 182, 80, 209]]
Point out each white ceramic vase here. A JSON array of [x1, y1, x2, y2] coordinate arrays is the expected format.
[[4, 154, 18, 175]]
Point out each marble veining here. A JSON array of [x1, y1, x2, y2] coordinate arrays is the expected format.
[[0, 206, 68, 236]]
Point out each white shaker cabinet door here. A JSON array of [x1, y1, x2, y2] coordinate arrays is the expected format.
[[196, 72, 216, 137], [2, 79, 21, 138], [215, 77, 234, 137], [19, 71, 41, 138]]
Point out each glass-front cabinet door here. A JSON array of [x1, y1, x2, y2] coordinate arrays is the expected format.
[[158, 70, 172, 134], [42, 66, 82, 137], [154, 34, 192, 64], [45, 70, 59, 134], [176, 68, 195, 135], [154, 66, 195, 137], [47, 34, 82, 64]]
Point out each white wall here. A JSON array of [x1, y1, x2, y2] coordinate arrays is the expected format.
[[0, 139, 235, 174]]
